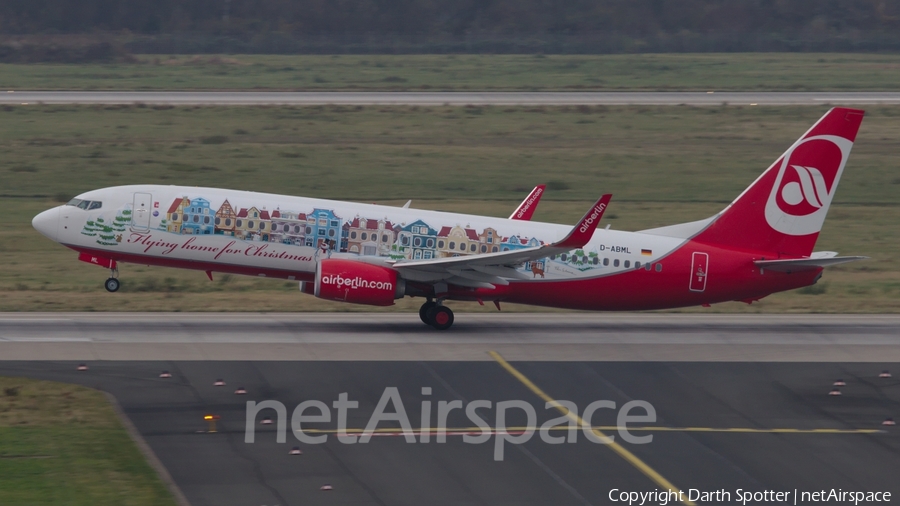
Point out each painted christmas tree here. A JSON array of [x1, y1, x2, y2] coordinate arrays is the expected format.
[[81, 219, 101, 236], [96, 220, 117, 246], [95, 209, 131, 246], [113, 209, 131, 232]]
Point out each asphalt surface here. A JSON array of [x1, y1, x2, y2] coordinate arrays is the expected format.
[[3, 91, 900, 106], [1, 360, 897, 506], [1, 313, 899, 361]]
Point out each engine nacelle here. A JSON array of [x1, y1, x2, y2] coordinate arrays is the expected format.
[[301, 258, 404, 306]]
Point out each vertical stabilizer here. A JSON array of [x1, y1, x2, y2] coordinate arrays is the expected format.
[[693, 107, 864, 257]]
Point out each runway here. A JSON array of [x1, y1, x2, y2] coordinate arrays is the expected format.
[[1, 313, 899, 361], [3, 312, 898, 505], [3, 91, 900, 106], [1, 359, 897, 506]]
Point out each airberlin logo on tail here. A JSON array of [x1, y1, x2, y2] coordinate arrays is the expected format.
[[782, 165, 828, 209], [579, 202, 607, 233], [322, 274, 394, 291], [764, 135, 853, 236]]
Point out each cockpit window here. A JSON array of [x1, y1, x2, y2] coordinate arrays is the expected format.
[[66, 199, 102, 210]]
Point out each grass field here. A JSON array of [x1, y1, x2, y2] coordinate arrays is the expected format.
[[2, 53, 900, 91], [1, 104, 898, 312], [0, 376, 177, 506]]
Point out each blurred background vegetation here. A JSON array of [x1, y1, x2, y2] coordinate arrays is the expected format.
[[2, 0, 900, 60]]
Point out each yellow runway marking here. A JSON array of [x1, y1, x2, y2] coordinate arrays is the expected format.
[[488, 350, 697, 506], [299, 426, 882, 435]]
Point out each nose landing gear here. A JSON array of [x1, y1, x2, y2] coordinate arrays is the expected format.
[[104, 267, 120, 292], [419, 299, 454, 330]]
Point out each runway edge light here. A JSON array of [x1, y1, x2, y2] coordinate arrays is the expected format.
[[204, 414, 221, 433]]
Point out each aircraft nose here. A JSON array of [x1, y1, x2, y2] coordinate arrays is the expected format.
[[32, 207, 59, 241]]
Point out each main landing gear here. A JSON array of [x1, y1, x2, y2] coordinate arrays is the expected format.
[[104, 267, 120, 293], [419, 300, 454, 330]]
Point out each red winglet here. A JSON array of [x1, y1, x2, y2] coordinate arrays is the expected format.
[[509, 184, 546, 220], [555, 194, 612, 249]]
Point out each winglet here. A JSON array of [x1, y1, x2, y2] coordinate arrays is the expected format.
[[555, 194, 612, 249], [509, 184, 546, 220]]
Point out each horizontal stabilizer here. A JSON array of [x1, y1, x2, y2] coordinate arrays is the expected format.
[[754, 256, 867, 272]]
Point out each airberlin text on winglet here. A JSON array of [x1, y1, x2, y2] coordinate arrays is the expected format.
[[580, 202, 608, 233], [554, 193, 612, 249], [515, 186, 544, 219]]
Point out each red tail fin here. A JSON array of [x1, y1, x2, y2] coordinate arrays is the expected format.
[[693, 107, 864, 257]]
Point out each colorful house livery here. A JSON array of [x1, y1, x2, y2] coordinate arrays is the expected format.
[[165, 197, 190, 233], [181, 197, 214, 235], [214, 199, 237, 236], [104, 193, 621, 277], [305, 209, 342, 248]]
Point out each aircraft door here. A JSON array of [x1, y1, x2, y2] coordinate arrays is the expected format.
[[689, 252, 708, 292], [132, 192, 152, 232]]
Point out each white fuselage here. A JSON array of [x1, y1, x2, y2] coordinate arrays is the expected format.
[[40, 185, 684, 282]]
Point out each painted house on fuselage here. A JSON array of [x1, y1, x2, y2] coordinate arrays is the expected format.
[[165, 197, 190, 234], [437, 225, 480, 258], [235, 207, 258, 240], [214, 199, 237, 236], [181, 197, 214, 235], [347, 217, 398, 256], [397, 219, 438, 260], [501, 234, 540, 251], [305, 209, 342, 249], [269, 210, 307, 246]]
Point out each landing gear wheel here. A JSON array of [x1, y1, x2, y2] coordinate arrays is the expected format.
[[419, 301, 437, 325], [104, 278, 120, 293], [426, 305, 454, 330]]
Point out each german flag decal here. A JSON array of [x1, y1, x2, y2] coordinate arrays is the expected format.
[[641, 249, 652, 256]]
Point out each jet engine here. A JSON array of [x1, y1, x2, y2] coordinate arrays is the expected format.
[[300, 258, 404, 306]]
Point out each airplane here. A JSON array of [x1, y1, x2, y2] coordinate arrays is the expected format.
[[32, 107, 866, 330]]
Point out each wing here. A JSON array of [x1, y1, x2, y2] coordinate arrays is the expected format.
[[754, 252, 867, 272], [509, 184, 546, 220], [393, 194, 612, 288]]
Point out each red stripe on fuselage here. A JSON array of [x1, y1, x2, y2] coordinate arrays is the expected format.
[[467, 241, 821, 311], [66, 240, 820, 311], [64, 244, 315, 282]]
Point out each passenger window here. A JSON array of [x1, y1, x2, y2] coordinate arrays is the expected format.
[[613, 259, 620, 267], [655, 263, 662, 272], [603, 258, 609, 266], [635, 261, 640, 269], [88, 201, 102, 210], [624, 260, 630, 268], [645, 263, 652, 271]]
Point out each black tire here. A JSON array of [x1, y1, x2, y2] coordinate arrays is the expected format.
[[104, 278, 120, 293], [427, 305, 454, 330], [419, 301, 437, 324]]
